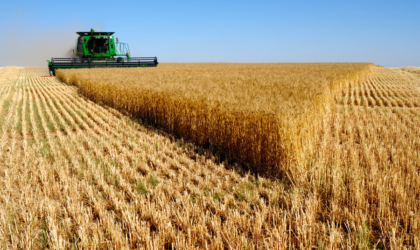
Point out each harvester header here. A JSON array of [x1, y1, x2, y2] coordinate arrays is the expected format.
[[47, 29, 158, 76]]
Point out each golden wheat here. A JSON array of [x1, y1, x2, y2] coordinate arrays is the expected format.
[[56, 63, 373, 174], [1, 66, 419, 249]]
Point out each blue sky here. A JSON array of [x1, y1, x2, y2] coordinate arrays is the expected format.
[[0, 0, 419, 67]]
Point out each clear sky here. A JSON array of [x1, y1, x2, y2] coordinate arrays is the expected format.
[[0, 0, 418, 67]]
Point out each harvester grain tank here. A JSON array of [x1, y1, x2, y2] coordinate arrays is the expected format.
[[47, 29, 158, 76]]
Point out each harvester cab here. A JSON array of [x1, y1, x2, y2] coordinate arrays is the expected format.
[[47, 29, 158, 76]]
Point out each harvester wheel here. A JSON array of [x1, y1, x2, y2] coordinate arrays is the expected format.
[[117, 57, 123, 63]]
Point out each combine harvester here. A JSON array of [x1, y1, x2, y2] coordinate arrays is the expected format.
[[47, 29, 158, 76]]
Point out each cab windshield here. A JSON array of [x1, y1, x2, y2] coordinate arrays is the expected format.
[[87, 37, 109, 54]]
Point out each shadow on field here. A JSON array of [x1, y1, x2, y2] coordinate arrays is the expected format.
[[125, 113, 287, 181], [75, 91, 289, 182]]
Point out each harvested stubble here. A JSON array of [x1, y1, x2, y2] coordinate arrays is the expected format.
[[1, 66, 420, 249], [1, 67, 292, 249], [310, 67, 420, 248], [0, 66, 364, 249], [394, 66, 420, 84], [395, 66, 420, 75], [56, 63, 373, 174]]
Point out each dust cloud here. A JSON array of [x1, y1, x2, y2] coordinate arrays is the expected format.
[[0, 23, 105, 67]]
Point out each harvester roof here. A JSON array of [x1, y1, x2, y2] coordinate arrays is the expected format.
[[76, 31, 115, 36]]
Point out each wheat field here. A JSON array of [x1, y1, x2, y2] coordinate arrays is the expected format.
[[0, 65, 419, 249], [56, 63, 373, 174]]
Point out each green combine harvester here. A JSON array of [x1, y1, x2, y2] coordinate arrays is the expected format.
[[47, 29, 158, 76]]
